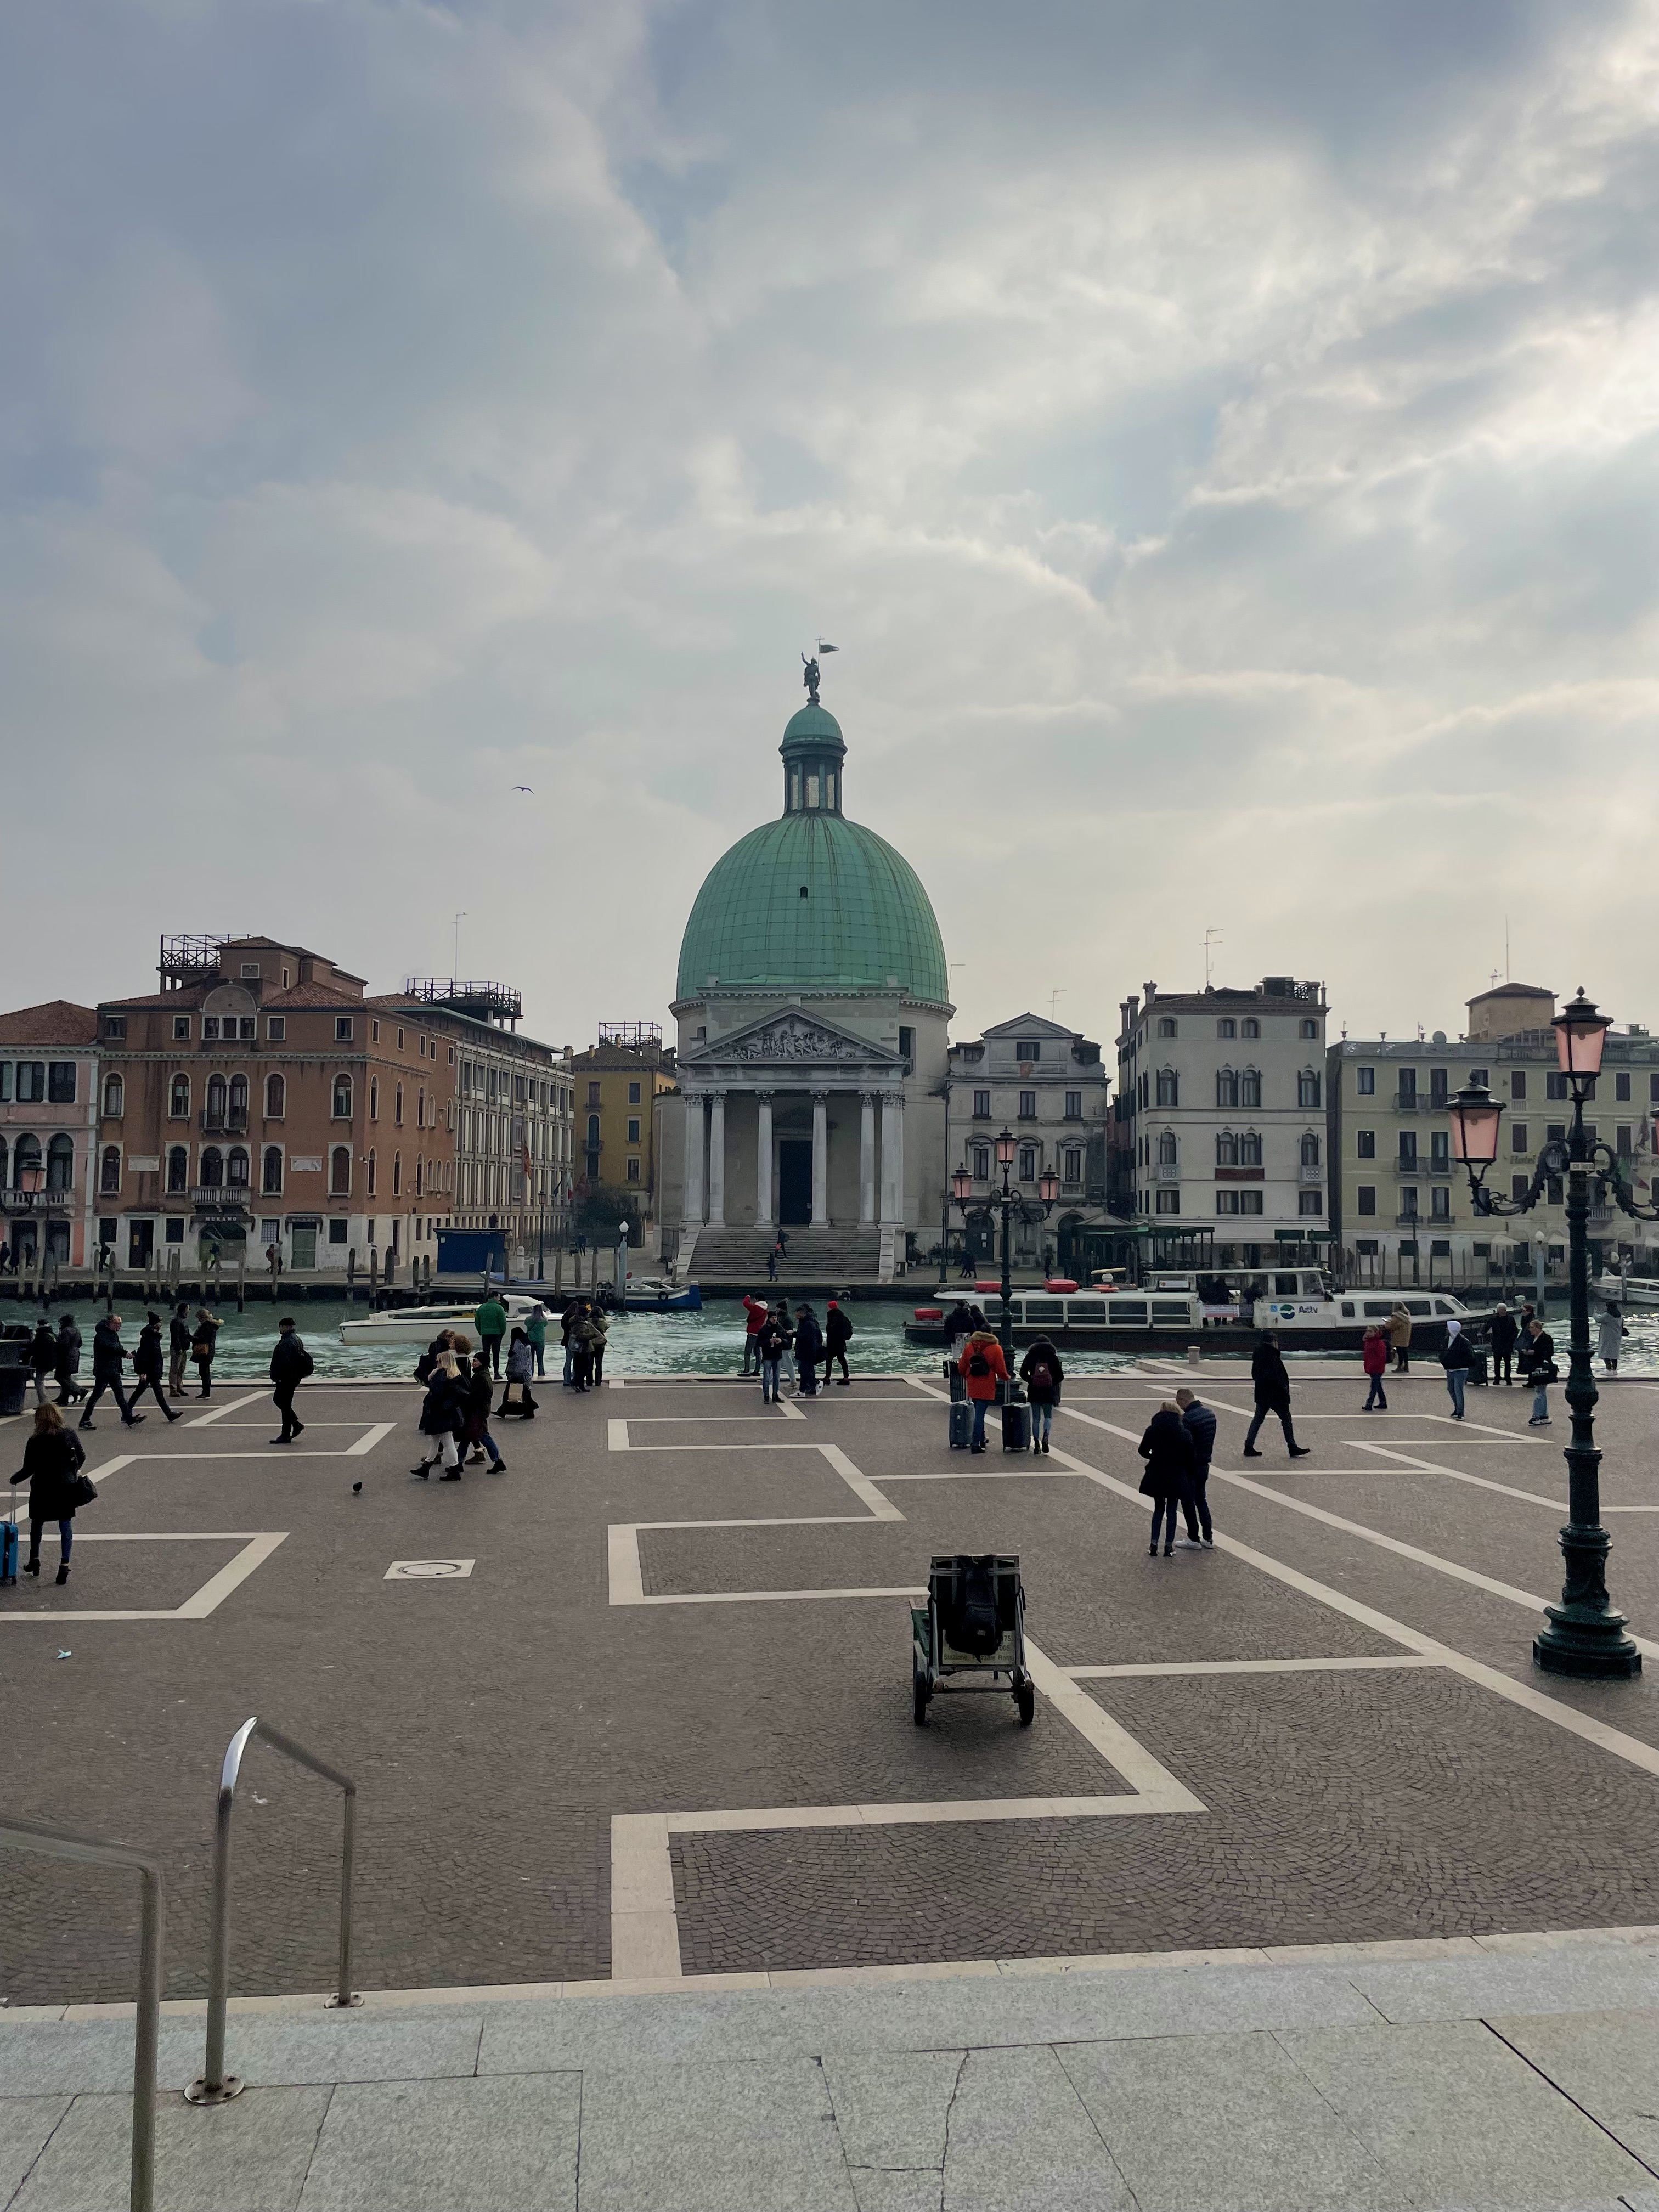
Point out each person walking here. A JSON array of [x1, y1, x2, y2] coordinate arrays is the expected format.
[[167, 1301, 192, 1397], [823, 1300, 853, 1386], [131, 1312, 182, 1424], [1138, 1402, 1198, 1558], [53, 1313, 83, 1406], [1361, 1324, 1389, 1411], [766, 1243, 780, 1283], [1525, 1316, 1556, 1426], [191, 1307, 221, 1398], [1019, 1336, 1063, 1454], [268, 1317, 312, 1443], [757, 1307, 788, 1403], [526, 1302, 549, 1378], [1243, 1332, 1310, 1458], [80, 1314, 140, 1431], [475, 1292, 508, 1379], [957, 1246, 975, 1281], [1387, 1302, 1412, 1374], [793, 1304, 824, 1396], [1489, 1303, 1517, 1386], [26, 1318, 57, 1408], [560, 1299, 580, 1387], [957, 1327, 1008, 1454], [499, 1328, 538, 1418], [1440, 1317, 1471, 1421], [1175, 1387, 1216, 1546], [9, 1404, 90, 1585], [1597, 1302, 1628, 1376], [411, 1352, 465, 1477], [463, 1351, 507, 1470], [741, 1294, 768, 1375]]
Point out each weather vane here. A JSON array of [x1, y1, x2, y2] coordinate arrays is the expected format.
[[802, 637, 838, 705]]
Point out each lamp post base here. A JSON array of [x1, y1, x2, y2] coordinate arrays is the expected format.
[[1533, 1607, 1642, 1679]]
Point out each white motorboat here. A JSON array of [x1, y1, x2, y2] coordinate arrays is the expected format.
[[1590, 1274, 1659, 1310], [338, 1294, 549, 1347]]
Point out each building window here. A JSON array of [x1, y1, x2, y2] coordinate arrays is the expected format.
[[328, 1075, 352, 1122], [238, 1017, 256, 1041], [1064, 1090, 1082, 1119], [263, 1073, 284, 1118], [262, 1146, 284, 1194], [1238, 1132, 1261, 1166], [1617, 1125, 1633, 1156], [1300, 1132, 1320, 1167], [368, 1148, 376, 1197], [1468, 1067, 1488, 1087], [332, 1146, 352, 1197], [898, 1025, 915, 1062], [13, 1063, 43, 1103], [1400, 1187, 1419, 1217], [1356, 1130, 1375, 1159], [1155, 1188, 1181, 1213], [1511, 1122, 1529, 1154], [1215, 1132, 1237, 1166], [1429, 1068, 1449, 1107], [47, 1063, 76, 1104], [1356, 1066, 1375, 1095], [627, 1118, 641, 1143], [227, 1146, 250, 1189], [1297, 1069, 1321, 1109], [1018, 1146, 1037, 1180], [167, 1146, 188, 1193], [1509, 1070, 1527, 1100], [1615, 1071, 1631, 1101], [332, 1017, 353, 1041], [103, 1016, 127, 1041], [1216, 1018, 1235, 1039], [228, 1075, 248, 1122], [1060, 1147, 1079, 1183], [205, 1073, 227, 1126], [46, 1133, 74, 1191], [1156, 1018, 1177, 1038], [369, 1079, 379, 1121], [173, 1015, 191, 1041], [1019, 1089, 1037, 1118], [1015, 1039, 1041, 1060], [1298, 1189, 1323, 1215], [973, 1089, 991, 1118], [1357, 1186, 1376, 1216], [371, 1020, 380, 1043], [268, 1016, 285, 1042], [587, 1081, 601, 1107], [586, 1114, 600, 1146], [202, 1017, 220, 1042], [1239, 1070, 1261, 1108], [1547, 1072, 1568, 1101], [1155, 1069, 1178, 1108], [627, 1157, 641, 1182], [973, 1145, 990, 1179], [1240, 1018, 1259, 1039], [102, 1074, 124, 1118], [96, 1145, 123, 1194], [1157, 1131, 1177, 1165], [1399, 1132, 1418, 1167], [1216, 1189, 1264, 1215], [170, 1075, 190, 1119], [1430, 1186, 1451, 1219], [1430, 1131, 1449, 1170], [627, 1080, 641, 1106], [1300, 1018, 1318, 1039], [394, 1084, 403, 1126]]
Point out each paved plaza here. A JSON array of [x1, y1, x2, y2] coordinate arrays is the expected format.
[[4, 1353, 1659, 2204]]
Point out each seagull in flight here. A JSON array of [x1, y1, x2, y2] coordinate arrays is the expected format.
[[512, 785, 534, 793]]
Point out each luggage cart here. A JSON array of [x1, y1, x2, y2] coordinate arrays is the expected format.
[[911, 1553, 1034, 1728]]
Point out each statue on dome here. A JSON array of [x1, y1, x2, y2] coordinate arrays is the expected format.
[[801, 652, 821, 706]]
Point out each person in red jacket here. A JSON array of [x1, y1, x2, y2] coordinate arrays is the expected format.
[[741, 1293, 769, 1377], [1361, 1324, 1389, 1412], [957, 1329, 1009, 1454]]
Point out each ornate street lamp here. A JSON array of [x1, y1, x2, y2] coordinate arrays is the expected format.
[[1447, 986, 1643, 1678], [951, 1131, 1059, 1361]]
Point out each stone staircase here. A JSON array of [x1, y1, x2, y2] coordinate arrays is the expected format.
[[683, 1224, 887, 1285]]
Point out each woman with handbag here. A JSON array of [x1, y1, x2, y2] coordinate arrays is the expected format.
[[9, 1403, 94, 1586], [1525, 1317, 1557, 1426]]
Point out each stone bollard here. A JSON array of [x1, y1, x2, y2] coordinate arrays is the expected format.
[[1186, 1343, 1201, 1368]]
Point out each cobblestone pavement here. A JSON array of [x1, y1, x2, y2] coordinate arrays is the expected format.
[[3, 1361, 1657, 2004]]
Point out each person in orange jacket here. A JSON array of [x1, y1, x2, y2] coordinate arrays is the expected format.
[[957, 1329, 1009, 1454]]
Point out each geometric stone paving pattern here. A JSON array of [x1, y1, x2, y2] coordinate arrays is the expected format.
[[3, 1359, 1658, 2005]]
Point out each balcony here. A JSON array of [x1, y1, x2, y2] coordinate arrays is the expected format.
[[1298, 1164, 1324, 1183], [189, 1187, 252, 1209], [1427, 1161, 1453, 1177], [200, 1110, 249, 1135], [1393, 1094, 1419, 1111], [1394, 1212, 1422, 1226], [1155, 1164, 1179, 1183], [0, 1188, 72, 1211]]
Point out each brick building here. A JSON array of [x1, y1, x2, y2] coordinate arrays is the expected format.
[[0, 1001, 101, 1269]]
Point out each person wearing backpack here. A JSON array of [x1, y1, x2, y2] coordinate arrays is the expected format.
[[957, 1328, 1008, 1454], [1018, 1337, 1063, 1453], [1137, 1402, 1198, 1558], [269, 1317, 313, 1444], [9, 1403, 92, 1586], [823, 1300, 853, 1386]]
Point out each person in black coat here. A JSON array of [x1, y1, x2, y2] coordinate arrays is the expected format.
[[412, 1354, 464, 1477], [793, 1304, 824, 1396], [168, 1301, 193, 1397], [269, 1317, 311, 1444], [1489, 1304, 1517, 1386], [79, 1314, 140, 1431], [130, 1312, 182, 1424], [944, 1302, 974, 1352], [53, 1314, 83, 1405], [1176, 1386, 1217, 1544], [27, 1319, 57, 1407], [1137, 1404, 1197, 1557], [1019, 1338, 1064, 1454], [9, 1404, 88, 1584], [823, 1301, 854, 1386], [1243, 1333, 1309, 1459]]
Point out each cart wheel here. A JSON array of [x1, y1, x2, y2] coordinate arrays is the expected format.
[[913, 1671, 929, 1726], [1016, 1683, 1035, 1727]]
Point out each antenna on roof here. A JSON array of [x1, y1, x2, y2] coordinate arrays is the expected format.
[[1204, 926, 1223, 989], [1049, 988, 1065, 1022]]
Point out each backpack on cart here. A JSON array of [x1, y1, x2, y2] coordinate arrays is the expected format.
[[955, 1558, 1003, 1656]]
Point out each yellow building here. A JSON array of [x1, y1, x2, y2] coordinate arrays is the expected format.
[[571, 1025, 676, 1224]]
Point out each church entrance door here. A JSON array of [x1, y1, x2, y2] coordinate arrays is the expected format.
[[778, 1141, 813, 1226]]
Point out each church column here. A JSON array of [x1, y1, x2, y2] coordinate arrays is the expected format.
[[879, 1091, 905, 1226], [754, 1093, 774, 1227], [707, 1091, 726, 1226], [682, 1092, 705, 1224], [811, 1092, 829, 1226], [859, 1093, 877, 1224]]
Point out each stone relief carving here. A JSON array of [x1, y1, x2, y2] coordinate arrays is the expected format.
[[724, 1017, 870, 1063]]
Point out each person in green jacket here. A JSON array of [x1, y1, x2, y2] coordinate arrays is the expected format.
[[475, 1295, 509, 1378], [525, 1302, 549, 1378]]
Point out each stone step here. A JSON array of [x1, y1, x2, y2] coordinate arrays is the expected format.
[[689, 1225, 884, 1281]]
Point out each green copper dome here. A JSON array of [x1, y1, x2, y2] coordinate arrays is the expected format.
[[676, 701, 949, 1003]]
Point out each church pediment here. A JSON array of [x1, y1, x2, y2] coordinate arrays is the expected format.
[[684, 1008, 904, 1070]]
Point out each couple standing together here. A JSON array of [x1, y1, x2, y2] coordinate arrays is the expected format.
[[1137, 1388, 1218, 1555]]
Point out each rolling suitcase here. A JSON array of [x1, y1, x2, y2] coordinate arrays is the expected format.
[[949, 1400, 973, 1451], [1468, 1348, 1489, 1387], [943, 1358, 966, 1402], [1001, 1401, 1031, 1453], [1, 1504, 16, 1588]]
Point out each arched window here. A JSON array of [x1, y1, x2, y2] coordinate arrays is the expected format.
[[227, 1146, 250, 1188], [1216, 1018, 1235, 1039], [331, 1146, 352, 1197], [1216, 1069, 1238, 1110], [417, 1088, 425, 1130], [99, 1144, 122, 1194], [1239, 1069, 1262, 1108], [1155, 1068, 1178, 1108], [170, 1075, 190, 1119], [1240, 1017, 1260, 1039], [1156, 1017, 1177, 1039], [102, 1073, 124, 1117], [263, 1146, 283, 1194], [1297, 1068, 1322, 1109], [394, 1084, 403, 1126], [1157, 1131, 1177, 1166], [1300, 1131, 1321, 1167], [1215, 1131, 1238, 1166], [46, 1133, 75, 1190], [167, 1146, 189, 1193], [14, 1134, 41, 1186], [206, 1074, 227, 1127], [228, 1075, 248, 1122], [369, 1079, 379, 1120], [415, 1154, 425, 1196], [392, 1151, 402, 1198], [200, 1146, 223, 1188], [332, 1075, 353, 1120], [265, 1073, 285, 1119], [1300, 1017, 1318, 1040], [367, 1148, 377, 1197], [1239, 1131, 1262, 1166], [586, 1113, 600, 1146]]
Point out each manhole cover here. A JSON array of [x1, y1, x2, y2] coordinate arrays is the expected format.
[[384, 1559, 476, 1579]]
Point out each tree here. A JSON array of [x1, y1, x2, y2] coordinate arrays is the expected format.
[[573, 1183, 640, 1242]]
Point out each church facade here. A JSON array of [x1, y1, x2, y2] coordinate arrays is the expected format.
[[660, 689, 952, 1277]]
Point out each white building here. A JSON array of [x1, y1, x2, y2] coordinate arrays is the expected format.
[[944, 1013, 1109, 1272]]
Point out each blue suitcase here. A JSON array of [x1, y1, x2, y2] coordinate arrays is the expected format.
[[949, 1400, 973, 1450], [1, 1512, 16, 1587]]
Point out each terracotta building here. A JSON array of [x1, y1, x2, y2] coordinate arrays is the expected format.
[[93, 935, 459, 1274], [0, 1001, 101, 1269]]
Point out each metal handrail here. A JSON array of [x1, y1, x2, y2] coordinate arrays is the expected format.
[[0, 1816, 163, 2212], [185, 1718, 360, 2107]]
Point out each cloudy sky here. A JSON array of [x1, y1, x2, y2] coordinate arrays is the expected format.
[[6, 0, 1658, 1052]]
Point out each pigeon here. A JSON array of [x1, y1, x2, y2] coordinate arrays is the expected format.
[[352, 1480, 363, 1493]]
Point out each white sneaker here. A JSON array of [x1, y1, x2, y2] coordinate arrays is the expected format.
[[1172, 1537, 1203, 1550], [1200, 1536, 1215, 1548]]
